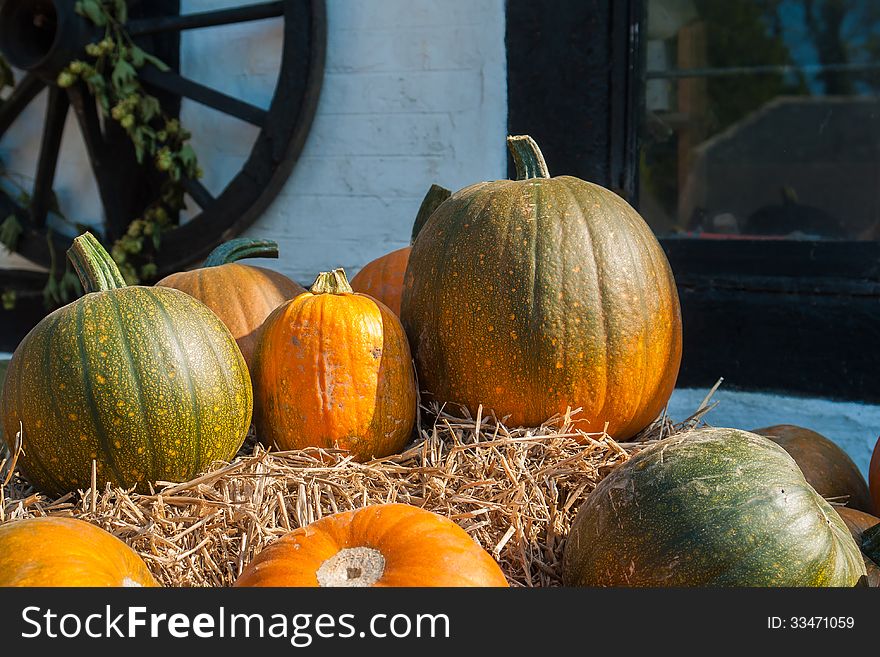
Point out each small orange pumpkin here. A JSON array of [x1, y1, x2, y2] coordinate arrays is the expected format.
[[350, 184, 450, 315], [252, 268, 417, 460], [156, 238, 306, 367], [0, 517, 158, 587], [233, 503, 508, 587]]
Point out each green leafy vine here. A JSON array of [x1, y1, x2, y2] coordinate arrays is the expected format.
[[58, 0, 202, 284]]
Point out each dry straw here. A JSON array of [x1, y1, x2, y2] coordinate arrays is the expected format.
[[0, 393, 717, 588]]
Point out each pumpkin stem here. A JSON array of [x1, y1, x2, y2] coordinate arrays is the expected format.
[[507, 135, 550, 180], [203, 237, 280, 267], [310, 268, 353, 295], [67, 232, 128, 293], [862, 522, 880, 564], [410, 183, 452, 244]]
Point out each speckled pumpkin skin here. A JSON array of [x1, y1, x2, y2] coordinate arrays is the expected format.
[[0, 517, 158, 587], [752, 424, 873, 513], [252, 287, 416, 461], [835, 506, 880, 587], [1, 286, 252, 495], [400, 177, 681, 439], [157, 263, 305, 367], [233, 503, 508, 587], [350, 246, 410, 316], [562, 428, 866, 587]]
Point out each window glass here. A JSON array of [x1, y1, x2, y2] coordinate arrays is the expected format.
[[640, 0, 880, 240]]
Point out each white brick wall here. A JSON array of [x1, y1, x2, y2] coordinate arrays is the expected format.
[[235, 0, 509, 285]]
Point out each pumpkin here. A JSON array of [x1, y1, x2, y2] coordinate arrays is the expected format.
[[350, 184, 451, 315], [835, 506, 880, 587], [400, 135, 682, 439], [0, 232, 252, 495], [562, 428, 866, 586], [752, 424, 872, 513], [251, 268, 416, 461], [156, 237, 305, 367], [0, 517, 158, 587], [871, 436, 880, 515], [233, 503, 508, 587]]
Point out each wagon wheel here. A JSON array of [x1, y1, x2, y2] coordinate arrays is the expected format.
[[0, 0, 325, 277]]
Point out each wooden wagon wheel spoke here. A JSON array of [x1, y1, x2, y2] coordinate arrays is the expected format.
[[137, 66, 268, 127], [183, 177, 215, 210], [127, 1, 285, 36], [29, 85, 68, 227], [0, 73, 44, 135]]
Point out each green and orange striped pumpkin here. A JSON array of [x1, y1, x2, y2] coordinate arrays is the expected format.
[[401, 135, 681, 438], [0, 232, 252, 495]]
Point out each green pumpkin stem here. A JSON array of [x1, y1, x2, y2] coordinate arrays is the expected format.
[[862, 522, 880, 564], [507, 135, 550, 180], [203, 237, 280, 267], [67, 232, 127, 293], [310, 268, 353, 295], [410, 183, 452, 244]]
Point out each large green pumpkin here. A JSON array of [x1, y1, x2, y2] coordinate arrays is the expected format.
[[0, 233, 252, 495], [562, 428, 866, 586], [400, 135, 681, 438]]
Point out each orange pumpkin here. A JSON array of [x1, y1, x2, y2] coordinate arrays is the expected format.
[[835, 506, 880, 587], [350, 184, 450, 315], [871, 436, 880, 515], [233, 503, 508, 587], [156, 238, 305, 367], [0, 517, 158, 587], [752, 424, 873, 513], [252, 268, 417, 461]]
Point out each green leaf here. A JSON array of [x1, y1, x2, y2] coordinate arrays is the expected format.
[[79, 0, 107, 26], [114, 0, 128, 24], [129, 46, 145, 68], [138, 94, 161, 122], [111, 59, 137, 91], [0, 214, 23, 251], [141, 51, 170, 72]]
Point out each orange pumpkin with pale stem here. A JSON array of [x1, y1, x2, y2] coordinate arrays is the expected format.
[[0, 517, 158, 587], [233, 503, 508, 587], [156, 238, 305, 367], [350, 184, 451, 315], [252, 269, 416, 461]]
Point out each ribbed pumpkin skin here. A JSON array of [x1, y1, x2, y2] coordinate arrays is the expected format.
[[562, 428, 866, 587], [234, 503, 508, 587], [252, 283, 416, 461], [0, 517, 158, 587], [753, 424, 873, 513], [401, 177, 682, 438], [157, 263, 305, 367], [835, 507, 880, 587], [350, 246, 410, 316], [1, 286, 252, 495]]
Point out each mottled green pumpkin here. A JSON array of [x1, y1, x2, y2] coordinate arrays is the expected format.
[[563, 428, 866, 587], [0, 233, 252, 495], [400, 136, 681, 438]]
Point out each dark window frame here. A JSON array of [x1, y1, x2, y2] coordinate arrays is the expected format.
[[506, 0, 880, 402]]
